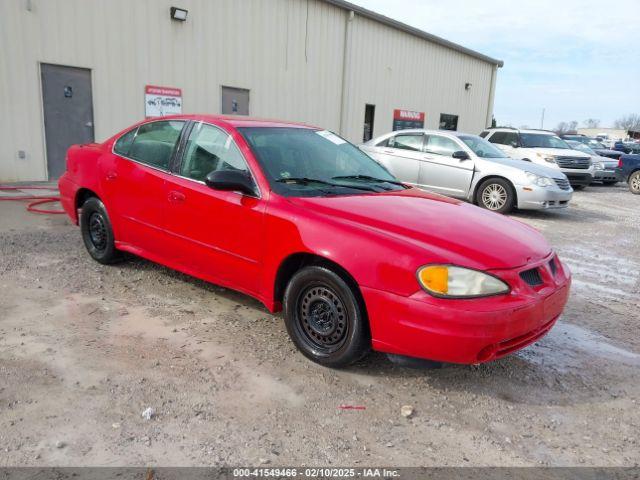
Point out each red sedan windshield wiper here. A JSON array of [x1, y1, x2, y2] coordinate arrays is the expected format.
[[276, 177, 376, 192], [331, 175, 406, 187]]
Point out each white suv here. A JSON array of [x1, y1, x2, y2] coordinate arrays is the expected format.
[[480, 128, 595, 189]]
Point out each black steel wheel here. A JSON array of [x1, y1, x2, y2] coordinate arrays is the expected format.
[[283, 266, 370, 367], [88, 212, 108, 251], [80, 197, 122, 264], [298, 284, 348, 353], [476, 178, 515, 214]]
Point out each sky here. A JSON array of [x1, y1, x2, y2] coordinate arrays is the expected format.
[[351, 0, 640, 130]]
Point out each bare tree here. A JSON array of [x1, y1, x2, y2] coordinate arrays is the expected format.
[[554, 121, 578, 135], [583, 118, 600, 128], [614, 114, 640, 131], [554, 122, 567, 135]]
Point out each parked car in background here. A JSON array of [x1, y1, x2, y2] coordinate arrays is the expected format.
[[560, 135, 622, 158], [565, 140, 618, 185], [481, 128, 594, 189], [560, 134, 591, 144], [616, 154, 640, 194], [595, 135, 614, 148], [627, 143, 640, 153], [587, 141, 623, 160], [613, 141, 640, 154], [57, 115, 572, 367], [361, 130, 572, 214]]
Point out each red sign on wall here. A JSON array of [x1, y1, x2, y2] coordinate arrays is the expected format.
[[392, 109, 425, 131]]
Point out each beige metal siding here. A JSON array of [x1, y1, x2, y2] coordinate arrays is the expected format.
[[0, 0, 497, 182], [341, 14, 496, 141]]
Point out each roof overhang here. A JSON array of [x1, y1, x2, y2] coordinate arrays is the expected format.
[[322, 0, 504, 67]]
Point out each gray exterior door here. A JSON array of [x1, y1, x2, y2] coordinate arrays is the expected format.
[[221, 86, 249, 115], [41, 64, 94, 179]]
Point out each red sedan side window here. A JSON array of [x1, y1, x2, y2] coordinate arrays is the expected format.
[[120, 120, 184, 171], [114, 128, 137, 156], [180, 123, 249, 181]]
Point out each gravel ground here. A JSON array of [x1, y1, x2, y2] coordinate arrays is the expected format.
[[0, 184, 639, 467]]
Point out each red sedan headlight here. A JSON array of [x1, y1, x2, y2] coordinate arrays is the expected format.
[[417, 265, 510, 298]]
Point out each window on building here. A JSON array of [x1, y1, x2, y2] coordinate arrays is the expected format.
[[439, 114, 459, 131], [127, 120, 184, 170], [425, 135, 459, 156], [221, 86, 250, 115], [389, 133, 424, 151], [180, 123, 249, 181]]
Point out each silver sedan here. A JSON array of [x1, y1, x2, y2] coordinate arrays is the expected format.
[[360, 129, 573, 214]]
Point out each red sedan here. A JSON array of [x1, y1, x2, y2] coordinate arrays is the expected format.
[[58, 115, 571, 368]]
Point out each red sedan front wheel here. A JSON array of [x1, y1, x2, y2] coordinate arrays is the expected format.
[[283, 266, 370, 368]]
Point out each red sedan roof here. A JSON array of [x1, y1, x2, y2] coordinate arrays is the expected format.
[[163, 114, 318, 130]]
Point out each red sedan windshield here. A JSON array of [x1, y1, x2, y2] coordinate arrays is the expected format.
[[239, 127, 404, 196]]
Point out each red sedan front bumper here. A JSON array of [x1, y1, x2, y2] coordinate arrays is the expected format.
[[363, 253, 571, 364]]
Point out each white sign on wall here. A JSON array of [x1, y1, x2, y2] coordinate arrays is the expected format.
[[145, 85, 182, 118]]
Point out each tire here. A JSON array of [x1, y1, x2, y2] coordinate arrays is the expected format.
[[573, 185, 586, 191], [79, 197, 122, 264], [630, 171, 640, 195], [283, 266, 370, 368], [476, 178, 515, 214]]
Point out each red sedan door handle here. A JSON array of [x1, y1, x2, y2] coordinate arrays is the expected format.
[[168, 191, 186, 203], [105, 171, 117, 181]]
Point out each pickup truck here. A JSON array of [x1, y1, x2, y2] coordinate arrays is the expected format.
[[616, 154, 640, 194]]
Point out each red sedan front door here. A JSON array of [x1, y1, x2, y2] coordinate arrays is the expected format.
[[163, 122, 266, 296]]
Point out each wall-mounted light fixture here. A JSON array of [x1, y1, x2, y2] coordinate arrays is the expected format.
[[170, 7, 188, 21], [465, 82, 472, 91]]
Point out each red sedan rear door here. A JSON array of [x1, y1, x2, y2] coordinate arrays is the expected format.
[[104, 119, 186, 257]]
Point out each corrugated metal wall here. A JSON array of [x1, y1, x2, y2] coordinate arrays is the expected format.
[[0, 0, 497, 182], [341, 14, 497, 140]]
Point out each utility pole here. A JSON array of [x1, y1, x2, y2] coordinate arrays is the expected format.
[[540, 108, 545, 129]]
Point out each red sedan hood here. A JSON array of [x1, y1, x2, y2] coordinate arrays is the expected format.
[[288, 188, 551, 270]]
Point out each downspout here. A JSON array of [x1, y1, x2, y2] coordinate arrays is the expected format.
[[338, 10, 354, 137], [485, 64, 498, 128]]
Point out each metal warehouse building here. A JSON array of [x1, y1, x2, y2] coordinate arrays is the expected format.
[[0, 0, 503, 182]]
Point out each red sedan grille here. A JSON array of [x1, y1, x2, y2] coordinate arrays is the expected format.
[[519, 267, 543, 286]]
